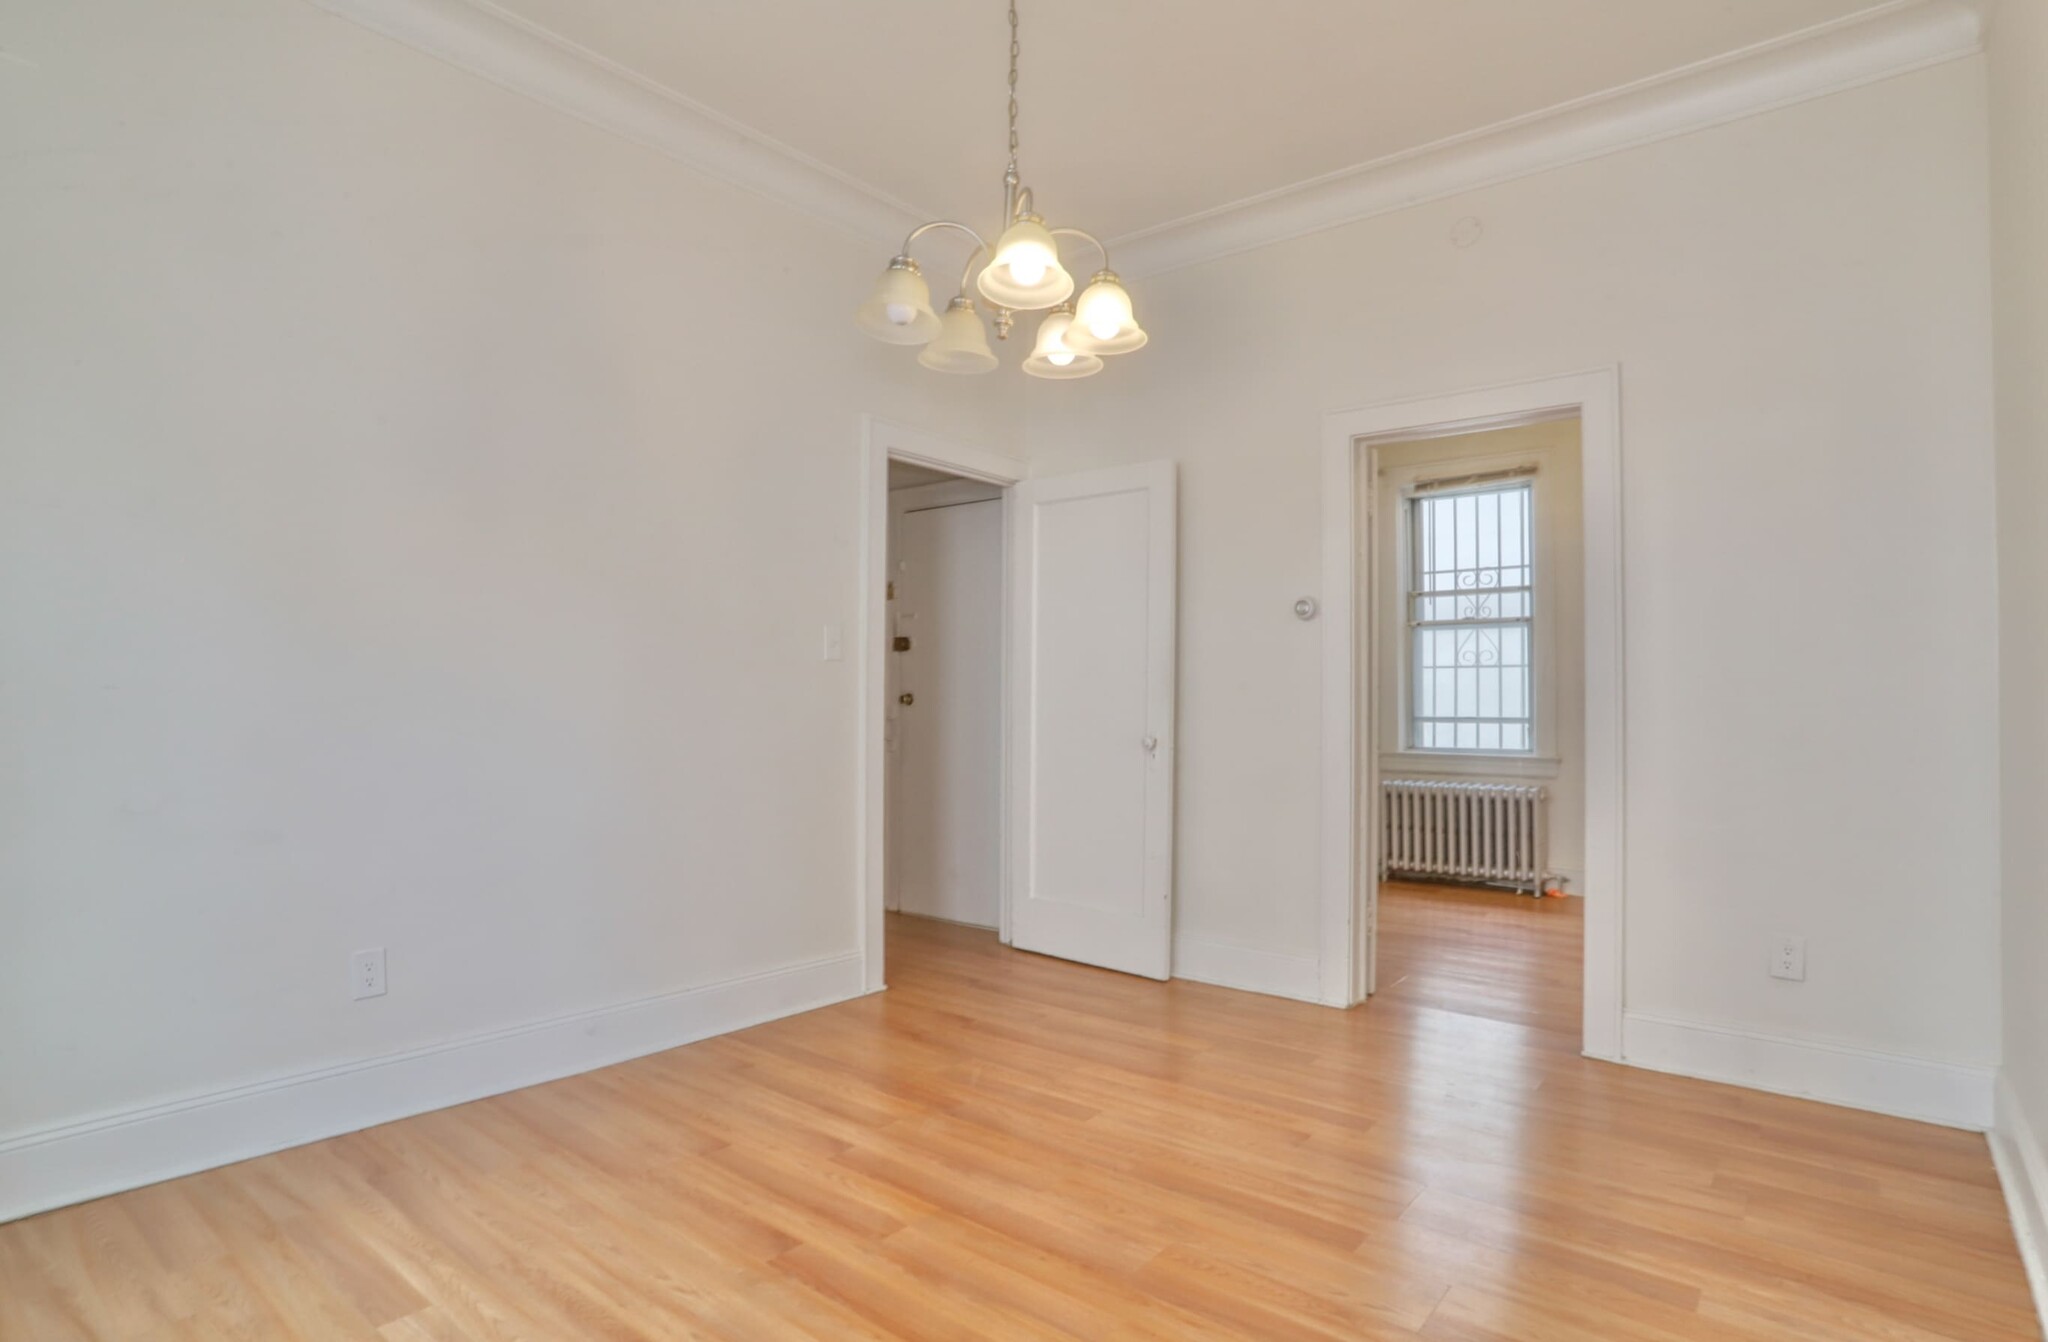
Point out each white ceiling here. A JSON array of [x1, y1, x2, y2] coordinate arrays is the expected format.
[[487, 0, 1896, 243]]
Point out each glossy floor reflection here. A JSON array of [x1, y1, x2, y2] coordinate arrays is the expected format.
[[1375, 879, 1583, 1042], [0, 908, 2035, 1339]]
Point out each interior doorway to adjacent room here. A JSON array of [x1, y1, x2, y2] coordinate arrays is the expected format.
[[858, 420, 1180, 996], [884, 461, 1005, 931], [1365, 413, 1588, 1043]]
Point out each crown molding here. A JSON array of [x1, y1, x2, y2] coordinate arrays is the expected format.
[[1109, 0, 1986, 276], [307, 0, 927, 247], [308, 0, 1983, 277]]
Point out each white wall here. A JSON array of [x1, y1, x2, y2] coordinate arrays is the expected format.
[[1024, 60, 2002, 1092], [1373, 419, 1585, 889], [1986, 0, 2048, 1311], [0, 0, 1005, 1210]]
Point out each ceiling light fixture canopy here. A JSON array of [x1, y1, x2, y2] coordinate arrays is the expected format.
[[855, 0, 1144, 379]]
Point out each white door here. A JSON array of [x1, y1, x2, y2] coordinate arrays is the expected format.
[[1008, 461, 1177, 979], [891, 493, 1003, 927]]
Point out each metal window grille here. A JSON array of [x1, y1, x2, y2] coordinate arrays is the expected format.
[[1407, 479, 1534, 753]]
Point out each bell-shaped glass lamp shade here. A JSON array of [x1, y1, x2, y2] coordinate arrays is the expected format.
[[917, 298, 998, 374], [1021, 306, 1103, 380], [856, 258, 940, 345], [1065, 271, 1148, 356], [976, 215, 1074, 310]]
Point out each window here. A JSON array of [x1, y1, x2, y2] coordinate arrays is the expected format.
[[1407, 477, 1534, 752]]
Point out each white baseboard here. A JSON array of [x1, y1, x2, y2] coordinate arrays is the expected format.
[[1620, 1011, 1996, 1130], [1992, 1072, 2048, 1337], [0, 951, 866, 1224], [1173, 935, 1323, 1004]]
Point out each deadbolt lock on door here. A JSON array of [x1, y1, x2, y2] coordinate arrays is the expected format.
[[899, 693, 915, 706]]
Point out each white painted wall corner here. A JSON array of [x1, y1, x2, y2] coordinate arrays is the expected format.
[[0, 951, 865, 1224], [1992, 1073, 2048, 1337], [1621, 1011, 1997, 1131]]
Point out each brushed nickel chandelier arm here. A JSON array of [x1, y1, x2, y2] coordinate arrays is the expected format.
[[1049, 227, 1109, 275], [899, 219, 988, 257], [853, 0, 1146, 377], [890, 221, 992, 317], [895, 221, 991, 295], [957, 243, 990, 299]]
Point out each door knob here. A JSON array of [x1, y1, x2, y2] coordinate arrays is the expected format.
[[899, 693, 915, 706], [1142, 735, 1159, 756]]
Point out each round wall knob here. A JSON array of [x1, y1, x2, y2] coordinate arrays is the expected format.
[[1294, 597, 1319, 621]]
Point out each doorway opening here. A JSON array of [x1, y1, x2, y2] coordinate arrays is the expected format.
[[1366, 415, 1586, 1044], [856, 419, 1026, 994], [884, 461, 1006, 934], [1319, 370, 1624, 1058], [858, 419, 1181, 995]]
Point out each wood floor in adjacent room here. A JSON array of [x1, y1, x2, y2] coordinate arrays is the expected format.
[[3, 890, 2037, 1340]]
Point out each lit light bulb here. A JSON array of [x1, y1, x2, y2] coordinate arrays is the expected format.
[[884, 302, 915, 325], [1048, 349, 1074, 367], [1088, 317, 1119, 341], [1008, 256, 1047, 287]]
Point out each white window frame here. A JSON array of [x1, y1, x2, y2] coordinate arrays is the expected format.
[[1383, 450, 1560, 772], [1400, 472, 1540, 757]]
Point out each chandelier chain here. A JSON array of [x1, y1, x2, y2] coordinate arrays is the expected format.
[[1007, 0, 1020, 162]]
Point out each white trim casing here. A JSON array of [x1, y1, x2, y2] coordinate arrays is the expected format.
[[1620, 1012, 1996, 1130], [0, 951, 864, 1224], [310, 0, 1982, 278], [1320, 369, 1625, 1060], [857, 418, 1027, 991], [1992, 1074, 2048, 1336]]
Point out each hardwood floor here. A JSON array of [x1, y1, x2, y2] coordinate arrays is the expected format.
[[3, 899, 2037, 1339], [1376, 879, 1583, 1039]]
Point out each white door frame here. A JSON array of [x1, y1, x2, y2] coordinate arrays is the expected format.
[[1318, 369, 1625, 1060], [858, 417, 1027, 993]]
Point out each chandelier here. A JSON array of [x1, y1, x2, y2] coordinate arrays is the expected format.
[[854, 1, 1146, 379]]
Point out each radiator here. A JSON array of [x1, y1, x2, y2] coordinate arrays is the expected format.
[[1382, 779, 1550, 894]]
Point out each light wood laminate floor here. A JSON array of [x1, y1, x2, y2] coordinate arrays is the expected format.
[[2, 888, 2036, 1339]]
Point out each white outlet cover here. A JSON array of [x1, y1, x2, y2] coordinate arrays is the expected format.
[[351, 948, 387, 1000], [1770, 937, 1806, 982]]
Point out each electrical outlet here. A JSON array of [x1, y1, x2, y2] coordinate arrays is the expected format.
[[821, 623, 844, 662], [1770, 937, 1806, 982], [351, 948, 387, 1000]]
